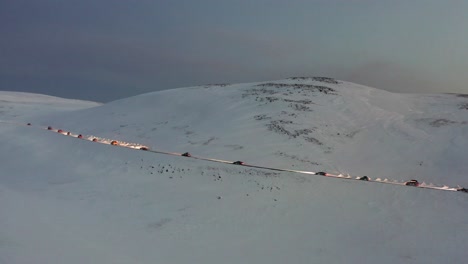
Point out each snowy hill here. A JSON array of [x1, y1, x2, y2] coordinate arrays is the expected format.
[[0, 78, 467, 264], [0, 91, 100, 121]]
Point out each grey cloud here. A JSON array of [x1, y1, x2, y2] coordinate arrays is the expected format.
[[340, 61, 468, 94], [2, 0, 468, 102]]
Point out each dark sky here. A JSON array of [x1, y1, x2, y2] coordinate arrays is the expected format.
[[1, 0, 468, 102]]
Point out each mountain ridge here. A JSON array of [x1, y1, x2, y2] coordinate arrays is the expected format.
[[28, 77, 467, 185]]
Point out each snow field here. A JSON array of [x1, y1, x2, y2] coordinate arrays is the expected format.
[[1, 79, 467, 264]]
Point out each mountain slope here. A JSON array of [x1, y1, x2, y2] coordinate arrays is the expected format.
[[0, 79, 467, 264], [0, 91, 100, 121], [36, 77, 468, 185]]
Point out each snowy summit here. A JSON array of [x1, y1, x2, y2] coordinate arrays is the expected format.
[[0, 77, 467, 264]]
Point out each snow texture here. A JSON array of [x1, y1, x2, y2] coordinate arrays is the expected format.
[[0, 79, 467, 264]]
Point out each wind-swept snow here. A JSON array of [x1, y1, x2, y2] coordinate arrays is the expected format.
[[0, 79, 467, 264]]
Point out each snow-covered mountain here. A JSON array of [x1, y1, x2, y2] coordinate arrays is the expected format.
[[1, 78, 467, 264]]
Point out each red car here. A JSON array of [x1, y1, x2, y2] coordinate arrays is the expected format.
[[405, 180, 419, 187]]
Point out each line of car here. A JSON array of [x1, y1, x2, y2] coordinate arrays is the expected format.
[[39, 124, 468, 193]]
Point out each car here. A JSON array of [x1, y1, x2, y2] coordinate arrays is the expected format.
[[77, 134, 83, 139], [140, 147, 149, 151], [27, 123, 31, 126], [47, 126, 53, 130], [110, 140, 118, 146], [233, 161, 244, 165], [315, 172, 327, 176], [181, 152, 191, 157], [66, 132, 71, 135], [359, 176, 369, 181], [457, 188, 468, 193], [57, 129, 63, 133], [405, 180, 419, 187], [92, 138, 98, 142]]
